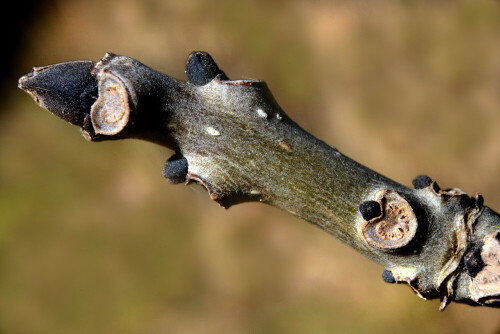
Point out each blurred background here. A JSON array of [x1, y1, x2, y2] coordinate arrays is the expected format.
[[1, 0, 500, 333]]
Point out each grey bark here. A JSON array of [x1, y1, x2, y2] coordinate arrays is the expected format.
[[18, 52, 500, 310]]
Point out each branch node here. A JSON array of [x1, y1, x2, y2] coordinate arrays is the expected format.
[[358, 190, 418, 250]]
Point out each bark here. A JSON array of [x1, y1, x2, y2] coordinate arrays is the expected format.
[[18, 52, 500, 310]]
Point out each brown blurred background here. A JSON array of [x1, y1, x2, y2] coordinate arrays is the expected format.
[[1, 0, 500, 333]]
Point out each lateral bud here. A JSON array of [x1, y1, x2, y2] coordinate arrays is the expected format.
[[185, 51, 225, 85], [382, 270, 396, 283], [412, 175, 433, 190], [359, 201, 382, 221], [162, 153, 188, 184]]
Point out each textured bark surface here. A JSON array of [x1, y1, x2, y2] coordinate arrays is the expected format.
[[18, 52, 500, 310]]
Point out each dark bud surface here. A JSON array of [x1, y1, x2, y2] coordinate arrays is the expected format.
[[163, 153, 188, 184], [359, 200, 382, 221], [185, 51, 221, 85], [412, 175, 433, 189], [382, 270, 396, 283], [18, 60, 96, 127]]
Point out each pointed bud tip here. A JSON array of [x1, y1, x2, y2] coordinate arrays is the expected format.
[[18, 60, 97, 127]]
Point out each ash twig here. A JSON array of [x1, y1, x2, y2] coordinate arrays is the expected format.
[[18, 51, 500, 309]]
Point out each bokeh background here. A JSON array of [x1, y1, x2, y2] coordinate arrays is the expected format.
[[1, 0, 500, 333]]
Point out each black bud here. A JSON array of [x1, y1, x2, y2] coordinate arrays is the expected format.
[[185, 51, 221, 86], [162, 153, 188, 184], [359, 201, 382, 221], [382, 270, 396, 283], [79, 83, 98, 111], [412, 175, 433, 189], [465, 243, 484, 278], [18, 60, 97, 127]]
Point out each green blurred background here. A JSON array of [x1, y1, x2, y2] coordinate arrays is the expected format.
[[1, 0, 500, 333]]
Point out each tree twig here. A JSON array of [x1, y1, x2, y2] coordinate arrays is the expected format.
[[18, 52, 500, 310]]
